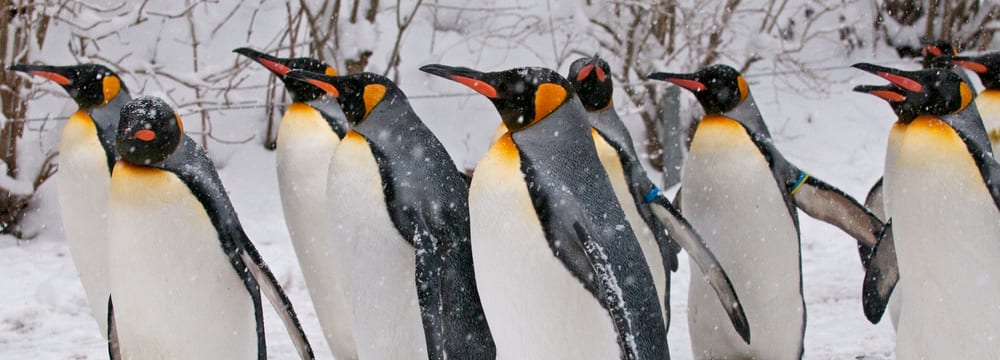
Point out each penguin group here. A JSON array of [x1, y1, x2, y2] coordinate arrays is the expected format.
[[8, 37, 999, 359]]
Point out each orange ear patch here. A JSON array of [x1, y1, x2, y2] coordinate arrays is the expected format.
[[363, 84, 386, 119], [533, 83, 567, 122], [325, 66, 339, 76], [305, 78, 339, 97], [175, 114, 184, 133], [737, 76, 749, 102], [958, 82, 973, 112], [31, 71, 71, 85], [103, 76, 121, 105], [451, 75, 497, 98]]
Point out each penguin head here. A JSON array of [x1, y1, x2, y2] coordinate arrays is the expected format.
[[8, 63, 126, 109], [952, 52, 1000, 89], [283, 70, 396, 125], [233, 47, 338, 102], [920, 39, 959, 69], [852, 84, 920, 122], [853, 62, 975, 117], [567, 55, 613, 112], [419, 64, 575, 132], [117, 96, 184, 166], [648, 64, 750, 114]]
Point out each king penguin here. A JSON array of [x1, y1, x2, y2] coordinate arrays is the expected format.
[[853, 64, 1000, 359], [421, 64, 668, 359], [283, 70, 495, 359], [567, 55, 749, 341], [952, 52, 1000, 157], [8, 63, 129, 339], [649, 65, 887, 359], [108, 96, 314, 359], [233, 47, 356, 359]]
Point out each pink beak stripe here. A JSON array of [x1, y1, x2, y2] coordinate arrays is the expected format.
[[666, 78, 706, 92], [451, 75, 497, 99], [595, 66, 606, 81], [31, 71, 71, 86], [257, 57, 292, 76], [953, 60, 988, 74], [877, 71, 923, 93], [577, 65, 594, 81]]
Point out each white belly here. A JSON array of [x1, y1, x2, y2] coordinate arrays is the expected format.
[[883, 123, 907, 330], [975, 90, 1000, 158], [470, 135, 618, 360], [683, 115, 804, 360], [108, 164, 256, 359], [592, 133, 668, 326], [887, 116, 1000, 359], [275, 104, 356, 358], [57, 111, 112, 337], [327, 132, 428, 359]]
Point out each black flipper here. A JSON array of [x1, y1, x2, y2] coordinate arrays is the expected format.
[[648, 194, 751, 344], [409, 214, 446, 360], [107, 297, 121, 360], [791, 175, 882, 268], [571, 222, 646, 358], [239, 246, 316, 360], [862, 220, 899, 324]]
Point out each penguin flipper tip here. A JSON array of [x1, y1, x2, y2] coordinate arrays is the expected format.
[[861, 220, 899, 324]]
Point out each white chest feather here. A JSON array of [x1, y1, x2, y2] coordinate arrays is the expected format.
[[682, 115, 803, 360], [327, 132, 427, 359], [57, 111, 112, 337], [886, 116, 1000, 359], [591, 132, 667, 324], [108, 164, 256, 359], [470, 135, 617, 359], [275, 103, 356, 358]]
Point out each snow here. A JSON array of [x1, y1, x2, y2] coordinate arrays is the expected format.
[[11, 0, 995, 358]]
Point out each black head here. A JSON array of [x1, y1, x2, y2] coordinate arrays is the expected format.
[[920, 39, 959, 69], [567, 55, 613, 112], [952, 52, 1000, 89], [852, 84, 920, 122], [853, 63, 975, 118], [420, 64, 575, 132], [234, 47, 338, 102], [8, 63, 127, 109], [283, 70, 397, 125], [117, 96, 184, 166], [648, 64, 749, 114]]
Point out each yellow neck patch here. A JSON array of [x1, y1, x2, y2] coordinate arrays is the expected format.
[[363, 84, 386, 120], [534, 83, 567, 123], [103, 76, 121, 105], [325, 66, 338, 76]]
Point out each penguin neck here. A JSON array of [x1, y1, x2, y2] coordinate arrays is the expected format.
[[950, 68, 980, 96], [89, 89, 133, 173], [721, 92, 772, 140], [511, 97, 592, 159], [588, 108, 639, 161], [940, 101, 994, 158], [305, 96, 349, 138], [352, 88, 417, 139]]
